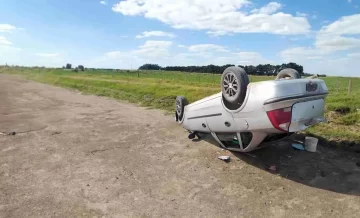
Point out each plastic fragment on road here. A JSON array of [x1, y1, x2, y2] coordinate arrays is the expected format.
[[218, 156, 230, 162], [268, 165, 277, 171], [292, 143, 305, 150]]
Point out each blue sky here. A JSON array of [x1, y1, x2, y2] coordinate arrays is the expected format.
[[0, 0, 359, 76]]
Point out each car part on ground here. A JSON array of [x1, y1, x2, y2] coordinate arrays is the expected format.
[[175, 66, 328, 152]]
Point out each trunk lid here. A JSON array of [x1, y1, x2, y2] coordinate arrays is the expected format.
[[288, 99, 326, 132]]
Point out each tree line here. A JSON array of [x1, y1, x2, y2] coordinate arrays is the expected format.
[[138, 63, 325, 77]]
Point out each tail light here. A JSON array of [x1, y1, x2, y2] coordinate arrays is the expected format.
[[266, 107, 292, 132]]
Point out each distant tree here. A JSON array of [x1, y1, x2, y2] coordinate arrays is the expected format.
[[143, 62, 305, 76], [66, 63, 72, 69], [73, 68, 78, 73], [78, 65, 85, 71], [138, 64, 162, 70]]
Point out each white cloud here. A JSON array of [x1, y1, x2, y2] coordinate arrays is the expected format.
[[251, 2, 282, 14], [167, 50, 271, 66], [100, 1, 107, 5], [35, 53, 59, 57], [0, 47, 66, 68], [279, 13, 360, 77], [280, 47, 312, 58], [136, 31, 176, 38], [105, 40, 173, 62], [206, 30, 231, 36], [348, 52, 360, 58], [100, 40, 270, 69], [319, 14, 360, 35], [313, 14, 360, 52], [0, 24, 17, 33], [348, 0, 352, 3], [315, 35, 360, 51], [0, 36, 12, 45], [133, 40, 173, 58], [105, 51, 124, 59], [112, 0, 310, 35], [182, 44, 230, 53], [0, 45, 22, 53], [281, 13, 360, 63], [235, 52, 263, 60], [296, 12, 307, 17], [97, 41, 174, 68], [306, 56, 323, 60], [279, 47, 329, 61], [278, 46, 359, 75], [209, 51, 272, 66]]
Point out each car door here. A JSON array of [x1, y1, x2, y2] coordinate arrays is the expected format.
[[204, 97, 247, 132]]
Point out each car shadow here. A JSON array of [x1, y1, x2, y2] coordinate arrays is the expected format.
[[195, 133, 360, 196]]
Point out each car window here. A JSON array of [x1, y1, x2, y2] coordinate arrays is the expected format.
[[215, 132, 253, 150]]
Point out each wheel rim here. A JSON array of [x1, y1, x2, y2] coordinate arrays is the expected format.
[[223, 72, 239, 98], [176, 98, 181, 115]]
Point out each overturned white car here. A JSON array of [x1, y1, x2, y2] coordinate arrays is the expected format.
[[175, 67, 329, 152]]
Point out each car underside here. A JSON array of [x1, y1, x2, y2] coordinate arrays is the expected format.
[[175, 67, 329, 152]]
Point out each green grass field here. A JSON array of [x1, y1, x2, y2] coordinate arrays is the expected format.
[[1, 66, 359, 145]]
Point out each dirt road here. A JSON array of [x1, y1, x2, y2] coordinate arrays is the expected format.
[[1, 74, 360, 218]]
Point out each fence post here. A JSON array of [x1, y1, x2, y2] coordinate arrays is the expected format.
[[348, 79, 352, 94]]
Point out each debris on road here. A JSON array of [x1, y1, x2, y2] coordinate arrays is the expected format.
[[268, 165, 277, 171], [0, 131, 16, 136], [51, 131, 62, 135], [218, 156, 230, 162], [304, 136, 318, 152], [291, 143, 305, 150]]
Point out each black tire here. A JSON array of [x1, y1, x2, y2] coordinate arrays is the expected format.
[[175, 96, 188, 122], [221, 67, 249, 110], [275, 68, 300, 80]]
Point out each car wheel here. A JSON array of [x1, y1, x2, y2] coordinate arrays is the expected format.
[[221, 66, 249, 110], [175, 96, 188, 122], [275, 68, 300, 80]]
